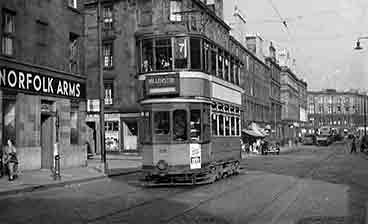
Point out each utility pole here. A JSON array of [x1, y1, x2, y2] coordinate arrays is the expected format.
[[97, 0, 107, 171], [364, 95, 367, 137]]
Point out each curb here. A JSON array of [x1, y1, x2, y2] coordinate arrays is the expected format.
[[0, 175, 107, 197], [0, 168, 142, 197]]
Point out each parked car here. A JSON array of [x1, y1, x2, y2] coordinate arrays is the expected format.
[[360, 135, 368, 153], [302, 134, 315, 145]]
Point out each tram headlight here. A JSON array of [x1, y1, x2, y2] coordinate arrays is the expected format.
[[157, 160, 168, 170]]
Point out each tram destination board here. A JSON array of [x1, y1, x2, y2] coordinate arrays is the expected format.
[[145, 73, 180, 96]]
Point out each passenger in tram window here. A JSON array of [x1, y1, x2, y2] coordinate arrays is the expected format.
[[142, 59, 152, 72], [158, 54, 171, 70]]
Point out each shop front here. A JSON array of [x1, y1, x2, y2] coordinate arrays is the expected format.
[[0, 63, 87, 171]]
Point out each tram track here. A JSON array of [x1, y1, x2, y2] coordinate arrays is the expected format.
[[86, 172, 263, 224], [88, 144, 344, 224]]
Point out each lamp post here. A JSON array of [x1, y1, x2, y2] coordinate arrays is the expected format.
[[97, 0, 107, 171], [354, 37, 368, 137]]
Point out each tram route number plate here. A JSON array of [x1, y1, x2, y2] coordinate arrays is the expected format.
[[190, 144, 201, 170]]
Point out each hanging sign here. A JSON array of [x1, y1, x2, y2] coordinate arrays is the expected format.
[[0, 66, 85, 99], [189, 143, 201, 170]]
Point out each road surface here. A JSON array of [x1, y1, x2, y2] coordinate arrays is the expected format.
[[0, 142, 367, 224]]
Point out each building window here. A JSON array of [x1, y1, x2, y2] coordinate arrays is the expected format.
[[103, 5, 113, 30], [141, 39, 153, 72], [174, 37, 188, 69], [2, 10, 15, 56], [2, 98, 16, 145], [190, 37, 201, 70], [170, 0, 182, 22], [173, 110, 187, 141], [70, 105, 79, 145], [155, 38, 172, 70], [224, 55, 230, 81], [103, 42, 113, 68], [218, 49, 223, 78], [104, 82, 113, 105], [68, 0, 77, 9], [69, 33, 79, 73]]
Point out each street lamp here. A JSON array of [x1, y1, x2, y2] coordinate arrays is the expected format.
[[353, 37, 368, 137]]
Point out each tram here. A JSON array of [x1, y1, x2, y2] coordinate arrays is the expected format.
[[137, 34, 244, 185]]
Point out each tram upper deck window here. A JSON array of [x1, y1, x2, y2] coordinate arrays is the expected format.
[[211, 45, 217, 76], [203, 41, 210, 73], [218, 114, 224, 136], [141, 39, 153, 72], [190, 37, 201, 70], [190, 110, 201, 141], [225, 116, 230, 136], [218, 49, 223, 78], [231, 116, 236, 136], [224, 54, 230, 81], [155, 39, 172, 70], [174, 37, 188, 69], [154, 111, 170, 135], [173, 110, 188, 141]]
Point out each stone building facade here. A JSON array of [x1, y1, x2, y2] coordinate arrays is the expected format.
[[280, 66, 307, 141], [307, 89, 367, 134], [0, 0, 87, 170]]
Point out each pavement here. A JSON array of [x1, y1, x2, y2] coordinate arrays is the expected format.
[[0, 153, 142, 196]]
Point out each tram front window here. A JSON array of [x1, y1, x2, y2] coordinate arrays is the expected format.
[[154, 111, 170, 135], [155, 39, 172, 70], [190, 110, 201, 141], [173, 110, 188, 141]]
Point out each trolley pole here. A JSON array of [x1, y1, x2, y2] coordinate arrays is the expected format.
[[97, 0, 107, 172]]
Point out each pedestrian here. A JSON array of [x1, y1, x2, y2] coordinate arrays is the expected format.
[[3, 139, 18, 181], [350, 136, 357, 154]]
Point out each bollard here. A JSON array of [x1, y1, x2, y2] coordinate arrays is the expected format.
[[54, 155, 61, 180]]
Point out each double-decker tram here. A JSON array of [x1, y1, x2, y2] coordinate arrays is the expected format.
[[137, 34, 243, 185]]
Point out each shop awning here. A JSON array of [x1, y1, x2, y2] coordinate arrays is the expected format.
[[242, 129, 265, 138]]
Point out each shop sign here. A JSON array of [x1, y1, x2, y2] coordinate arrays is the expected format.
[[189, 143, 201, 170], [145, 74, 179, 96], [0, 67, 85, 99]]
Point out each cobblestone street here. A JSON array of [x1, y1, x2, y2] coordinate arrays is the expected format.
[[0, 143, 367, 224]]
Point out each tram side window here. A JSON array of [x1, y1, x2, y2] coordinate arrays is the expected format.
[[141, 39, 153, 72], [140, 112, 152, 143], [190, 110, 201, 141], [236, 117, 240, 136], [230, 116, 235, 136], [211, 114, 218, 136], [225, 116, 230, 136], [174, 37, 188, 69], [154, 111, 170, 135], [173, 110, 188, 141], [190, 37, 201, 70], [156, 39, 172, 70], [218, 114, 224, 136]]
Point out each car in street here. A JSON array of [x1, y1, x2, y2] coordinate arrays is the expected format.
[[302, 134, 315, 145]]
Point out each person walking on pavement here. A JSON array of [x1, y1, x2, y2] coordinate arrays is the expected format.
[[350, 135, 357, 154]]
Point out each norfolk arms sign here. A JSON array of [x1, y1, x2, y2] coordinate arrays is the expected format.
[[145, 73, 180, 96], [0, 67, 85, 99]]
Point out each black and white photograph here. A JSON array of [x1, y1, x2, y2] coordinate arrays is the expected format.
[[0, 0, 368, 223]]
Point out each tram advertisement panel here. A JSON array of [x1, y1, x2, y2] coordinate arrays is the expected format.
[[190, 143, 201, 169], [145, 73, 179, 96]]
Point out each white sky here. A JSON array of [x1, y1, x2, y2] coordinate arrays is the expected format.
[[223, 0, 368, 91]]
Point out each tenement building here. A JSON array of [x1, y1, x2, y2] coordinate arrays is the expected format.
[[280, 66, 307, 142], [307, 89, 367, 134], [0, 1, 87, 170]]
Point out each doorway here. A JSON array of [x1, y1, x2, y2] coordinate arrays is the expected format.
[[41, 114, 55, 169]]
